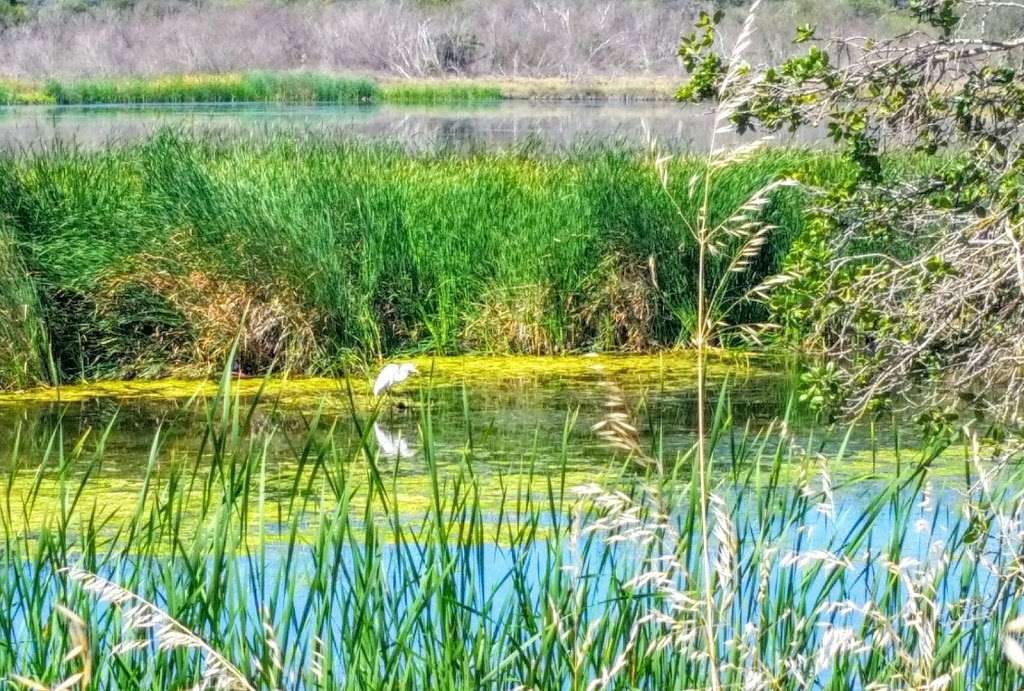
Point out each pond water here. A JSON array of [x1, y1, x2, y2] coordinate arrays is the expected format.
[[0, 101, 818, 152], [0, 354, 962, 532], [0, 355, 1012, 686]]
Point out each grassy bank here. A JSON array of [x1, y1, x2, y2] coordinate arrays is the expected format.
[[44, 72, 380, 105], [0, 78, 51, 106], [0, 73, 584, 106], [379, 76, 677, 102], [1, 368, 1019, 688], [0, 133, 857, 387]]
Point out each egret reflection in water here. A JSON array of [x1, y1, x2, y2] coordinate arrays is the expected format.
[[373, 421, 417, 459]]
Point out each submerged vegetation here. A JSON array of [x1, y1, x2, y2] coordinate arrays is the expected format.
[[0, 133, 870, 388]]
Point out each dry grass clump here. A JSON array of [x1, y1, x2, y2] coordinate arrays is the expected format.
[[99, 249, 324, 376], [462, 254, 661, 355], [462, 283, 556, 354], [580, 253, 659, 352]]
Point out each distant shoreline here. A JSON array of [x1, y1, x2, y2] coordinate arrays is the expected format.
[[0, 73, 679, 106]]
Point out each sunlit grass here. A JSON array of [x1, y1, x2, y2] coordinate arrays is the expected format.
[[42, 72, 380, 105], [380, 81, 502, 104], [0, 73, 680, 106], [7, 74, 519, 106], [0, 78, 49, 105]]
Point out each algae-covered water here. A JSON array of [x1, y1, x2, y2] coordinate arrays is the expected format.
[[0, 354, 957, 535], [1, 354, 1014, 689]]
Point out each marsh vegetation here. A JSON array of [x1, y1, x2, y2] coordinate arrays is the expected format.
[[2, 0, 1024, 688], [0, 74, 506, 106], [0, 136, 854, 388], [0, 353, 1021, 689]]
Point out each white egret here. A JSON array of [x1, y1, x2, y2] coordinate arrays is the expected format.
[[373, 422, 416, 459], [372, 362, 418, 397]]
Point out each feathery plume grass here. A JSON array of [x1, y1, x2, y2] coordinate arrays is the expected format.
[[60, 567, 256, 691]]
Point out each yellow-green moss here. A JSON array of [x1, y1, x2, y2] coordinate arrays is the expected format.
[[0, 352, 768, 406]]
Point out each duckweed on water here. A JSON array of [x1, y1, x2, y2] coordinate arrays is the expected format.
[[0, 353, 763, 405]]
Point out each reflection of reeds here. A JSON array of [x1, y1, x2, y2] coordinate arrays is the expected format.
[[591, 377, 658, 471]]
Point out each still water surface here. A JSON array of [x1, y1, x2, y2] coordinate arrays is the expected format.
[[0, 355, 996, 685], [0, 101, 817, 152]]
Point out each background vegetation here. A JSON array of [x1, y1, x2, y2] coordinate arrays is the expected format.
[[0, 0, 928, 81], [0, 73, 504, 105], [676, 0, 1024, 421]]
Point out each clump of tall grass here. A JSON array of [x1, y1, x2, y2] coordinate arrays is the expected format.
[[96, 241, 327, 377], [0, 79, 49, 105], [28, 73, 505, 106], [380, 82, 502, 104], [2, 357, 1022, 689], [44, 72, 380, 105], [0, 132, 832, 387], [0, 219, 48, 388]]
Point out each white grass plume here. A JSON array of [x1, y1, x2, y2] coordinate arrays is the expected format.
[[12, 605, 92, 691], [60, 566, 256, 691]]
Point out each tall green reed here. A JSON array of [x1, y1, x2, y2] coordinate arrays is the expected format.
[[1, 355, 1021, 689], [26, 73, 502, 106], [0, 133, 824, 387], [0, 218, 49, 387], [380, 82, 502, 104], [646, 3, 795, 685], [44, 73, 380, 105]]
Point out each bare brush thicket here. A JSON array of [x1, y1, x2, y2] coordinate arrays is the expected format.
[[668, 0, 1024, 421], [0, 0, 912, 80], [769, 0, 1024, 421]]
